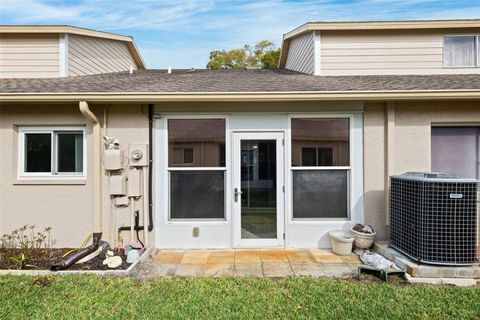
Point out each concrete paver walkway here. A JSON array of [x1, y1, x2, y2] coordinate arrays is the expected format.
[[137, 248, 361, 278]]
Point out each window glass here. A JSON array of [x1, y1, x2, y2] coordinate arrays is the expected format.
[[293, 170, 348, 219], [168, 119, 225, 167], [292, 118, 349, 166], [25, 133, 51, 172], [170, 171, 225, 219], [183, 148, 194, 164], [444, 36, 476, 67], [57, 132, 83, 173], [318, 148, 333, 166]]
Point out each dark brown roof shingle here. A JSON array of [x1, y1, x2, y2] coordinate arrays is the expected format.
[[1, 69, 479, 93]]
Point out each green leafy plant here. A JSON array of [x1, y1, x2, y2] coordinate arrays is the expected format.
[[207, 40, 281, 69], [9, 253, 38, 270]]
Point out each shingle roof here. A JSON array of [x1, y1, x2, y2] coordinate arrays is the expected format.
[[1, 69, 480, 93]]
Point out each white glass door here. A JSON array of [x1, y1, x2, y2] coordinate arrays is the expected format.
[[232, 132, 284, 247]]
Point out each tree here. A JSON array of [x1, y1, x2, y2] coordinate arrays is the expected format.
[[207, 40, 280, 69]]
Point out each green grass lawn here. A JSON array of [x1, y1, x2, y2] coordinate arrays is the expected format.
[[0, 275, 478, 319]]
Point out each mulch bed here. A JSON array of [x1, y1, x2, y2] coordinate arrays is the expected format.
[[0, 248, 130, 271]]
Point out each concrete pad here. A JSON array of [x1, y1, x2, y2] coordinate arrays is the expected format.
[[138, 262, 178, 278], [310, 249, 336, 256], [319, 264, 356, 278], [285, 249, 316, 263], [235, 250, 261, 263], [290, 263, 324, 278], [311, 254, 343, 264], [207, 250, 235, 264], [204, 263, 234, 277], [407, 276, 443, 285], [341, 254, 361, 265], [441, 278, 478, 287], [261, 249, 289, 262], [263, 263, 293, 278], [181, 250, 211, 264], [374, 242, 480, 279], [234, 263, 263, 277], [175, 264, 206, 277], [155, 250, 185, 264]]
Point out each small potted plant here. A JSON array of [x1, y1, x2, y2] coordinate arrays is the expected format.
[[350, 224, 376, 250]]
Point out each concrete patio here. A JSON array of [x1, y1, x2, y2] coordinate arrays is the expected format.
[[136, 248, 361, 278]]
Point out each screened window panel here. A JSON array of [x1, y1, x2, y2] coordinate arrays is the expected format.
[[444, 36, 476, 67], [431, 127, 479, 179], [25, 133, 51, 173], [168, 119, 225, 167], [57, 132, 83, 173], [292, 170, 348, 219], [170, 170, 225, 219], [292, 118, 349, 167]]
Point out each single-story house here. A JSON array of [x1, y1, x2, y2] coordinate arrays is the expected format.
[[0, 21, 479, 253]]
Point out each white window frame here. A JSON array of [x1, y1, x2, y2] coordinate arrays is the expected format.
[[288, 114, 353, 221], [18, 126, 86, 178], [163, 115, 229, 222], [443, 35, 479, 68]]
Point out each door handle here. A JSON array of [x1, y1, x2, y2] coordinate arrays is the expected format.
[[234, 187, 243, 203]]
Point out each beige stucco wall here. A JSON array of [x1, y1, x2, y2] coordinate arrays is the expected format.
[[363, 100, 480, 241], [0, 103, 149, 247], [1, 100, 478, 247]]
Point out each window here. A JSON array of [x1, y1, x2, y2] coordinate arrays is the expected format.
[[20, 127, 85, 177], [172, 148, 194, 165], [301, 147, 333, 166], [444, 36, 479, 68], [431, 127, 479, 179], [291, 118, 350, 219], [168, 119, 226, 219]]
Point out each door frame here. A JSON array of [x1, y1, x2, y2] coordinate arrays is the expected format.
[[232, 131, 285, 248]]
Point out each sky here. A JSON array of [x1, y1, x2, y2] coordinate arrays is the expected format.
[[1, 0, 479, 69]]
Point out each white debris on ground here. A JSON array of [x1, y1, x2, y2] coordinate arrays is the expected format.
[[360, 250, 398, 270], [102, 250, 122, 268]]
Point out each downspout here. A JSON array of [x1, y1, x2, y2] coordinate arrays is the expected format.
[[51, 101, 103, 270], [79, 101, 103, 238]]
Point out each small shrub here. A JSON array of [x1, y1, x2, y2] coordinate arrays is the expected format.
[[0, 225, 56, 269]]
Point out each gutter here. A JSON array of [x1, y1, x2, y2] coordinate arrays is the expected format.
[[1, 90, 480, 102]]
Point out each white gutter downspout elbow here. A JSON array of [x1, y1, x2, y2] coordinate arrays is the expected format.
[[79, 101, 102, 236]]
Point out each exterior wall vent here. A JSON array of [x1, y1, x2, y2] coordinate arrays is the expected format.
[[390, 172, 478, 266]]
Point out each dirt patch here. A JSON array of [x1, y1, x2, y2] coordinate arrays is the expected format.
[[0, 248, 130, 271], [356, 272, 409, 285]]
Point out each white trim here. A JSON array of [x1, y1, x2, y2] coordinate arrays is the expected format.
[[160, 115, 230, 224], [59, 34, 69, 77], [286, 114, 363, 223], [443, 34, 480, 68], [18, 126, 86, 179], [154, 111, 364, 249], [313, 31, 321, 75], [232, 131, 285, 248]]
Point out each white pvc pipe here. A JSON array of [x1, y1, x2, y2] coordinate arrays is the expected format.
[[130, 200, 135, 243], [143, 167, 149, 247]]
